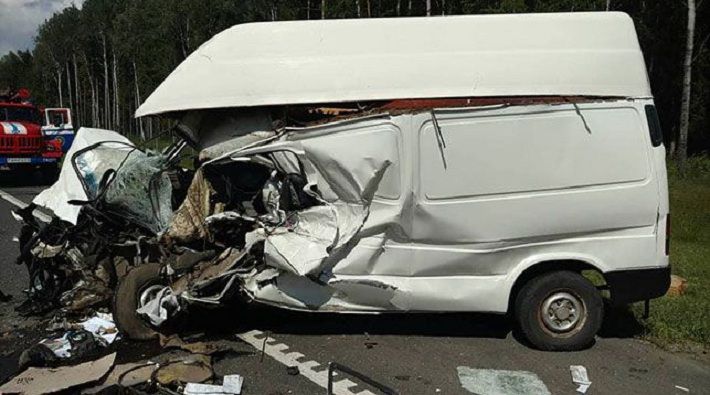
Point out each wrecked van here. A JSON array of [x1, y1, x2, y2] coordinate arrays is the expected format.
[[14, 12, 670, 351]]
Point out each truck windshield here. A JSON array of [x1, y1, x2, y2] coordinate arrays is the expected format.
[[0, 106, 41, 124]]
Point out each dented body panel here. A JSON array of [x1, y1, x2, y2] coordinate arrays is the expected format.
[[209, 99, 668, 313], [15, 15, 669, 339]]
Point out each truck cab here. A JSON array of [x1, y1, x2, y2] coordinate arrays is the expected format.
[[0, 88, 73, 180]]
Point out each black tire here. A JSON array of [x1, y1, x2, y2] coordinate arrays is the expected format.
[[514, 270, 603, 351], [113, 262, 163, 341]]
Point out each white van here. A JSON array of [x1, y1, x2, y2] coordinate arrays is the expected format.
[[34, 12, 669, 351]]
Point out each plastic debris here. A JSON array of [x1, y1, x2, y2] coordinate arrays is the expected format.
[[18, 343, 58, 369], [456, 366, 551, 395], [39, 332, 72, 358], [675, 385, 690, 392], [0, 353, 115, 394], [184, 375, 244, 395], [34, 313, 118, 360], [570, 365, 592, 394], [78, 312, 119, 344]]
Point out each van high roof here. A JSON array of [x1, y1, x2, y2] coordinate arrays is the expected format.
[[136, 12, 652, 117]]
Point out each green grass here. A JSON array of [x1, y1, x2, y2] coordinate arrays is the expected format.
[[632, 156, 710, 350]]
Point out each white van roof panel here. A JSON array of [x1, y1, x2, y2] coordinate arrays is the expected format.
[[136, 12, 652, 117]]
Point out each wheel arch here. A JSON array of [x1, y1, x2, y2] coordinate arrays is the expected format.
[[506, 258, 607, 314]]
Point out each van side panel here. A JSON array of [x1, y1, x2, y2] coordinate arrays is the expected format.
[[416, 104, 656, 243], [407, 102, 660, 312], [256, 102, 666, 314]]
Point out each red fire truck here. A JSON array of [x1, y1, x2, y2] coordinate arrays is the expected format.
[[0, 88, 74, 180]]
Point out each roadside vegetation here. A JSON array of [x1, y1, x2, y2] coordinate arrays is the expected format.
[[634, 156, 710, 350]]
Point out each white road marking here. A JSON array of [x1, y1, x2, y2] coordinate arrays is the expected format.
[[237, 330, 377, 395], [0, 188, 51, 223]]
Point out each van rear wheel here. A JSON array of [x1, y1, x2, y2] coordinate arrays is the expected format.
[[514, 271, 603, 351]]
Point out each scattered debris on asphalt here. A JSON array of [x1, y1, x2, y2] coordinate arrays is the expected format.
[[159, 334, 229, 355], [674, 384, 690, 392], [570, 365, 592, 394], [328, 361, 399, 395], [0, 352, 115, 394], [78, 312, 119, 344], [82, 361, 159, 394], [17, 312, 119, 367], [456, 366, 551, 395]]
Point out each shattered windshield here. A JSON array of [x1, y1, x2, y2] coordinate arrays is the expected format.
[[72, 141, 174, 234]]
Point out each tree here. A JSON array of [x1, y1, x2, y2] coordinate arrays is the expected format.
[[1, 0, 707, 155], [678, 0, 697, 166]]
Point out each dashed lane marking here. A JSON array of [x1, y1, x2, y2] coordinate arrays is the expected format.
[[0, 188, 51, 223], [237, 330, 377, 395]]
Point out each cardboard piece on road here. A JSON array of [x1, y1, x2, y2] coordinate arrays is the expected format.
[[81, 362, 159, 394], [0, 352, 115, 395], [160, 334, 230, 355], [154, 354, 213, 386]]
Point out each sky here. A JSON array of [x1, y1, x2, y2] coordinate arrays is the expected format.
[[0, 0, 83, 57]]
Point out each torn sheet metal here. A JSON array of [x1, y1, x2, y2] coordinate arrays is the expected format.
[[199, 130, 276, 161], [177, 108, 272, 149], [30, 241, 64, 258], [220, 138, 390, 278], [32, 128, 132, 224], [257, 203, 370, 276]]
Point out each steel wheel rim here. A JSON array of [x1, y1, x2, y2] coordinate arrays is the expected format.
[[541, 291, 585, 333], [138, 284, 165, 309]]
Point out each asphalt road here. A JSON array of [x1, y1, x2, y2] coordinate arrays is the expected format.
[[0, 177, 709, 395]]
